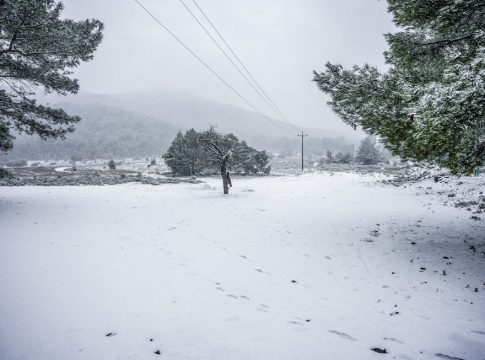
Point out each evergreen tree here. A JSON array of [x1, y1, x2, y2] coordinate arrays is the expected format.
[[231, 139, 271, 175], [253, 150, 271, 174], [162, 129, 204, 176], [0, 0, 103, 152], [356, 136, 382, 165], [108, 159, 116, 170], [163, 129, 271, 177], [313, 0, 484, 174]]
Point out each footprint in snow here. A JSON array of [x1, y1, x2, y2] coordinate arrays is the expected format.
[[287, 320, 306, 326], [225, 315, 242, 322], [328, 330, 357, 341], [256, 304, 270, 312], [287, 318, 312, 331], [255, 268, 270, 275], [239, 254, 253, 262], [383, 337, 403, 344]]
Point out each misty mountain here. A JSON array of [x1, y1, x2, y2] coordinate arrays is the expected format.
[[48, 89, 356, 139], [4, 103, 179, 160]]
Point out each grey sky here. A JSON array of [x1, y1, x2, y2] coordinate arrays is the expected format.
[[62, 0, 395, 135]]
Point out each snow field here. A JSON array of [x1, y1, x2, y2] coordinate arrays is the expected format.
[[0, 173, 484, 360]]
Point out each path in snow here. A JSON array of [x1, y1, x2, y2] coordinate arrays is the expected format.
[[0, 173, 484, 360]]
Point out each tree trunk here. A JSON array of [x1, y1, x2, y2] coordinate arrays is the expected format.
[[227, 171, 232, 187], [221, 161, 229, 195]]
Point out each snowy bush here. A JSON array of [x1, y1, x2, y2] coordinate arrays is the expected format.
[[108, 160, 116, 170], [0, 168, 12, 178]]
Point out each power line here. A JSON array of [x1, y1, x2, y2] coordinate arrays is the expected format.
[[132, 0, 258, 117], [131, 0, 293, 135], [178, 0, 281, 119], [191, 0, 298, 130]]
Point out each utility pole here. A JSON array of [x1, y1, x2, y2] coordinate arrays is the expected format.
[[298, 131, 308, 171]]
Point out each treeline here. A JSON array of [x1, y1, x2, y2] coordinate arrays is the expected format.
[[3, 103, 178, 160], [163, 129, 271, 176], [318, 136, 387, 166], [2, 101, 357, 162], [250, 136, 355, 157]]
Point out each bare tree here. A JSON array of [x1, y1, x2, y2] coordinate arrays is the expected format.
[[200, 127, 233, 194]]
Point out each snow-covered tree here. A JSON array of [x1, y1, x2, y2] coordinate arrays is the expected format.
[[335, 151, 353, 164], [313, 0, 484, 174], [163, 129, 205, 176], [0, 0, 103, 152], [356, 136, 382, 165], [163, 128, 270, 179], [108, 159, 116, 170], [163, 128, 271, 193], [200, 127, 234, 194]]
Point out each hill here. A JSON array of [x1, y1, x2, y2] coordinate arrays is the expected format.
[[3, 89, 357, 160], [4, 103, 178, 160]]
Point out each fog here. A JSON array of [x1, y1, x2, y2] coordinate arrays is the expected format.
[[60, 0, 395, 137]]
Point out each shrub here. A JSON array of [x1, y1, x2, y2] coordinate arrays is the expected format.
[[0, 168, 12, 178], [335, 152, 353, 164], [108, 159, 116, 170]]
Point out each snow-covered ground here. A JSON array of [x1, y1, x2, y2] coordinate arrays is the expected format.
[[0, 173, 484, 360]]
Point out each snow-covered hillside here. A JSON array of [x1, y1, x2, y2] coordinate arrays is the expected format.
[[0, 173, 483, 360]]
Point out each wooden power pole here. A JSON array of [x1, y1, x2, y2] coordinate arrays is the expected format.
[[298, 131, 308, 171]]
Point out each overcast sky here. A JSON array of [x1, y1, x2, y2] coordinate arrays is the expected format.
[[62, 0, 395, 135]]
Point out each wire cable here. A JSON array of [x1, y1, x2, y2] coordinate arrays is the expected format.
[[179, 0, 284, 122], [131, 0, 295, 135], [191, 0, 299, 130]]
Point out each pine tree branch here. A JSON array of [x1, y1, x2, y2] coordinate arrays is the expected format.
[[1, 10, 29, 54], [416, 33, 474, 47]]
